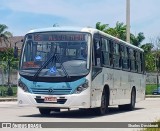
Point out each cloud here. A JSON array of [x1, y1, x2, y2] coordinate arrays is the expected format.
[[1, 0, 126, 26], [1, 0, 160, 43]]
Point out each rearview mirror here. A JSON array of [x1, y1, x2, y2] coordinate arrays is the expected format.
[[13, 39, 23, 58], [14, 46, 18, 58]]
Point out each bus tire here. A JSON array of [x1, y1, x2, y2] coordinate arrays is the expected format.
[[96, 89, 109, 115], [39, 108, 51, 115], [127, 88, 136, 110], [118, 89, 136, 111]]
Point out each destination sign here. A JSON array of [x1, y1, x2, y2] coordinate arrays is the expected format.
[[34, 33, 86, 41]]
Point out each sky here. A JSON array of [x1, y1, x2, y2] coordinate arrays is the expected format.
[[0, 0, 160, 44]]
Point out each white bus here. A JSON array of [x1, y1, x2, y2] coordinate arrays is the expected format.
[[16, 27, 145, 115]]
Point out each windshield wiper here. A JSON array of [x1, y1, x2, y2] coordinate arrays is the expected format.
[[55, 54, 70, 78], [33, 52, 56, 79], [33, 51, 70, 79]]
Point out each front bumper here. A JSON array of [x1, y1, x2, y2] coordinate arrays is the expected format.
[[18, 87, 90, 109]]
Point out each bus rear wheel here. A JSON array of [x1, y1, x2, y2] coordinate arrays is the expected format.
[[39, 108, 51, 115], [127, 89, 136, 110], [119, 89, 136, 111], [96, 89, 109, 115]]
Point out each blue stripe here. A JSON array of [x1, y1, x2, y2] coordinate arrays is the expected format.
[[20, 76, 86, 95]]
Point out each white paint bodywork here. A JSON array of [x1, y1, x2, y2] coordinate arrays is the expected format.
[[18, 27, 146, 109], [91, 68, 146, 107]]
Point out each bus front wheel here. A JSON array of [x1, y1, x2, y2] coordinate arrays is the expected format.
[[95, 89, 109, 115], [39, 108, 51, 115]]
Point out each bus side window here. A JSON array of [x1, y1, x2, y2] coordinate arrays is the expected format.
[[136, 51, 141, 73], [119, 44, 123, 68], [140, 52, 144, 73], [122, 46, 129, 70], [25, 40, 33, 61], [109, 40, 113, 67], [113, 42, 121, 68], [130, 48, 135, 71], [134, 50, 138, 72], [101, 38, 110, 66], [94, 39, 101, 66]]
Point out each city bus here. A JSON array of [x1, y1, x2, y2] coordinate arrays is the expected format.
[[16, 27, 146, 115]]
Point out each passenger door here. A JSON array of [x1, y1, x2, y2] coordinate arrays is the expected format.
[[91, 35, 103, 107]]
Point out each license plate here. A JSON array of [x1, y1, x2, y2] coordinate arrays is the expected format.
[[44, 97, 57, 102]]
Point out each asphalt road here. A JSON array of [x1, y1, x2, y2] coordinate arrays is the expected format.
[[0, 98, 160, 131]]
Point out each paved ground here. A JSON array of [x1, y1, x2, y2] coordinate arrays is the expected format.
[[0, 98, 160, 131]]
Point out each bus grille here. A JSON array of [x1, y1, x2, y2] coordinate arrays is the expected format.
[[30, 88, 72, 95], [35, 98, 67, 104]]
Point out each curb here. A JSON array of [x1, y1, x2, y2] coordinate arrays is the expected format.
[[0, 98, 17, 102], [145, 95, 160, 98]]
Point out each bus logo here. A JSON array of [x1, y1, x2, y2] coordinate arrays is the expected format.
[[48, 88, 54, 94]]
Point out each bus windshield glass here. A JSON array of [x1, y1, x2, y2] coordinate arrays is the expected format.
[[20, 32, 90, 78]]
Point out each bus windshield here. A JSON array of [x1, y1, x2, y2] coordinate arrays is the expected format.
[[20, 32, 90, 78]]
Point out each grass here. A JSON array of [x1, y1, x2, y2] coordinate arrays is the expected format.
[[146, 84, 158, 95], [0, 86, 17, 97]]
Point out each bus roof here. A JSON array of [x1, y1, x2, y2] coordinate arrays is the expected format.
[[28, 26, 88, 33], [27, 26, 143, 52]]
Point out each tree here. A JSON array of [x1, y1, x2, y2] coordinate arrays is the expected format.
[[130, 32, 145, 47], [95, 21, 145, 47], [106, 22, 126, 41], [1, 48, 18, 85], [140, 43, 153, 54], [96, 22, 109, 32], [0, 24, 13, 48], [0, 24, 13, 86], [141, 43, 155, 71], [96, 21, 126, 41]]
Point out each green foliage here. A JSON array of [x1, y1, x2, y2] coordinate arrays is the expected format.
[[106, 21, 126, 41], [145, 53, 156, 71], [7, 86, 13, 96], [0, 86, 17, 97], [130, 32, 145, 47], [146, 84, 157, 95], [141, 43, 154, 53], [0, 48, 19, 70], [96, 21, 145, 46], [0, 24, 13, 48], [96, 22, 109, 32], [140, 43, 155, 71], [0, 42, 19, 86]]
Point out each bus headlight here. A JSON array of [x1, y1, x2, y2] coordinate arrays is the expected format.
[[18, 80, 29, 92], [74, 80, 89, 94]]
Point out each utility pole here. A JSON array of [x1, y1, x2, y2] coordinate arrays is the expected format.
[[157, 60, 159, 91], [126, 0, 130, 43]]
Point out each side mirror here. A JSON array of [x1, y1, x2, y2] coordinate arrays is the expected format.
[[14, 46, 18, 58], [13, 39, 23, 58]]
